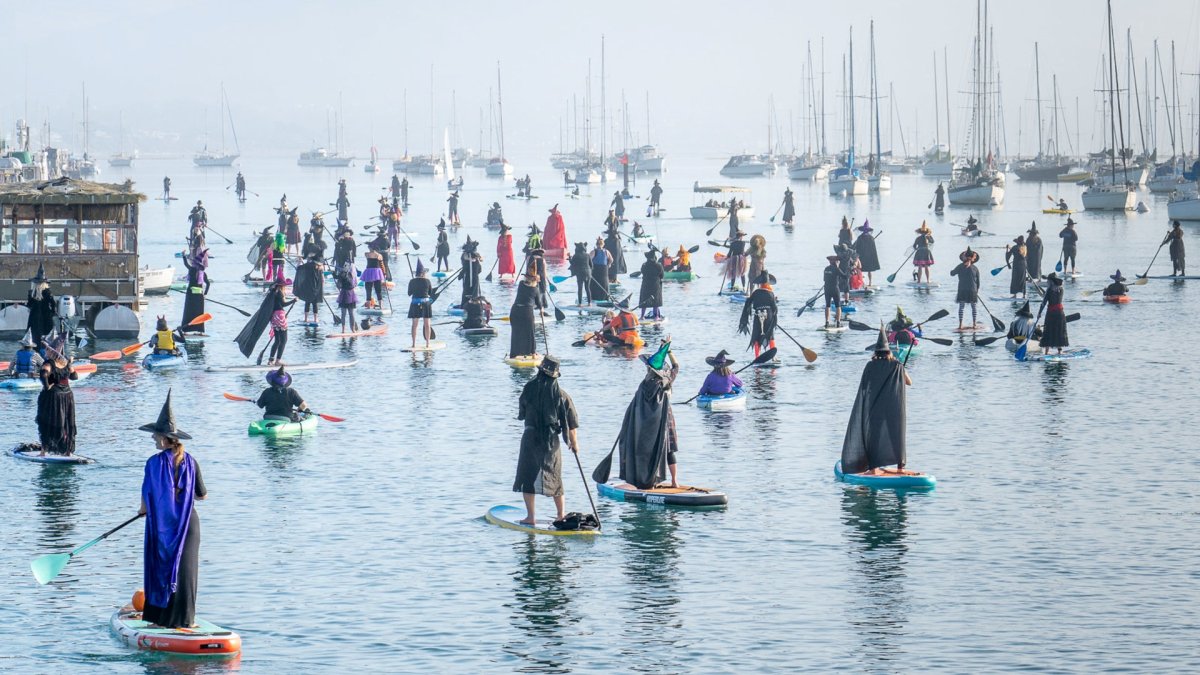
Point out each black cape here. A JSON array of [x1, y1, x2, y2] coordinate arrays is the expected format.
[[27, 290, 56, 345], [234, 291, 276, 357], [508, 282, 542, 358], [638, 260, 664, 307], [739, 288, 778, 348], [841, 358, 907, 473], [513, 373, 578, 496], [604, 233, 627, 278], [854, 233, 881, 272], [615, 369, 677, 489], [1026, 235, 1044, 279], [293, 261, 324, 305], [1006, 247, 1028, 295]]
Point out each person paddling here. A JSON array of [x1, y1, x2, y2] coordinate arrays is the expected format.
[[9, 330, 43, 378], [496, 224, 516, 279], [257, 367, 311, 421], [459, 237, 483, 308], [616, 341, 681, 489], [335, 261, 359, 333], [598, 307, 640, 347], [293, 251, 325, 325], [150, 316, 184, 357], [1038, 272, 1069, 355], [603, 216, 627, 283], [1059, 218, 1079, 275], [912, 221, 935, 283], [138, 391, 205, 629], [462, 295, 494, 331], [611, 191, 626, 220], [180, 246, 210, 336], [823, 254, 847, 328], [570, 242, 593, 305], [1026, 222, 1045, 281], [589, 237, 612, 303], [447, 190, 461, 226], [508, 265, 543, 361], [949, 247, 981, 329], [853, 221, 880, 287], [965, 214, 980, 235], [361, 242, 388, 310], [513, 356, 579, 526], [407, 260, 434, 349], [841, 326, 915, 477], [35, 350, 77, 457], [748, 235, 768, 292], [638, 250, 665, 321], [724, 230, 749, 291], [933, 182, 945, 213], [738, 271, 778, 358], [235, 172, 246, 201], [265, 280, 295, 365], [26, 263, 56, 348], [1103, 270, 1129, 300], [649, 179, 664, 216], [673, 245, 692, 272], [1006, 235, 1029, 299], [162, 176, 172, 200], [781, 188, 796, 226], [697, 350, 743, 397], [435, 219, 451, 272], [888, 306, 921, 348], [837, 216, 853, 248], [1167, 220, 1186, 276], [1005, 301, 1041, 352]]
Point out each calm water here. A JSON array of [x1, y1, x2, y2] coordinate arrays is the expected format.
[[1, 155, 1197, 673]]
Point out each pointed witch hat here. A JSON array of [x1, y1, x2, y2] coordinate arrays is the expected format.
[[19, 328, 35, 347], [874, 322, 891, 354], [639, 340, 672, 371], [138, 389, 193, 439], [30, 262, 48, 284]]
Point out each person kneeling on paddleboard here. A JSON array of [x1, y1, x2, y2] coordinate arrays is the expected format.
[[462, 295, 493, 330], [513, 356, 580, 526], [1005, 301, 1042, 353], [698, 350, 742, 397], [257, 367, 310, 422], [842, 327, 915, 477]]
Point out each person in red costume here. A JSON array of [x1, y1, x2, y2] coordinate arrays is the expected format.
[[543, 204, 568, 256], [497, 224, 517, 279]]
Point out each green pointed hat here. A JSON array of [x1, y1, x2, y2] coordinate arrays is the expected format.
[[639, 341, 671, 371]]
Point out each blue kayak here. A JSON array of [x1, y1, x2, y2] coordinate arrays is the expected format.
[[697, 388, 746, 411], [834, 460, 936, 490], [0, 376, 43, 391], [142, 346, 188, 371]]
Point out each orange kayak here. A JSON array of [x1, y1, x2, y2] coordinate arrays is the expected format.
[[1102, 295, 1131, 304]]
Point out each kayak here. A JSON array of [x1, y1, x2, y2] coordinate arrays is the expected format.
[[697, 388, 746, 411], [8, 444, 95, 464], [890, 343, 922, 360], [835, 460, 936, 490], [818, 324, 848, 333], [446, 305, 465, 316], [142, 346, 188, 371], [1102, 295, 1131, 304], [504, 354, 544, 368], [662, 270, 697, 281], [458, 326, 498, 336], [952, 323, 987, 333], [0, 375, 44, 391], [360, 307, 393, 316], [484, 504, 600, 537], [400, 340, 446, 352], [248, 412, 318, 437], [597, 480, 728, 507], [1019, 347, 1092, 362], [325, 324, 389, 339], [206, 360, 358, 373], [906, 281, 940, 289], [1042, 208, 1074, 214], [110, 607, 241, 656]]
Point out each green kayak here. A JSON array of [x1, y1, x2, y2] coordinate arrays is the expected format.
[[663, 270, 697, 281], [248, 413, 318, 437]]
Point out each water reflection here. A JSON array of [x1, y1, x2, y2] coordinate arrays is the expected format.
[[616, 508, 682, 672], [503, 538, 577, 674], [133, 652, 242, 673], [258, 436, 307, 474], [35, 464, 82, 553], [840, 488, 912, 670]]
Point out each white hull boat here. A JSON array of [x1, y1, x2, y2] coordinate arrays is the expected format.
[[922, 160, 956, 177], [1167, 192, 1200, 221], [720, 162, 771, 177], [948, 182, 1004, 206], [788, 163, 829, 180], [1081, 184, 1136, 211], [573, 166, 602, 184], [194, 154, 238, 167], [1148, 175, 1184, 193], [689, 205, 755, 220], [139, 266, 175, 296], [868, 173, 892, 192], [486, 159, 514, 176], [828, 176, 867, 195]]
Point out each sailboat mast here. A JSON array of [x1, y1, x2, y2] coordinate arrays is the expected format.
[[871, 20, 882, 172], [496, 63, 506, 161], [600, 35, 607, 163], [933, 52, 941, 158], [403, 89, 409, 156], [1034, 43, 1044, 158], [1106, 0, 1129, 181], [944, 47, 952, 162], [847, 26, 855, 171], [820, 36, 827, 156], [645, 91, 651, 146]]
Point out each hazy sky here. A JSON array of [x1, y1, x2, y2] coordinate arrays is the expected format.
[[4, 0, 1198, 160]]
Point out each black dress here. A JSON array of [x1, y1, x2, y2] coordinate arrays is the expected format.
[[1026, 234, 1044, 279], [513, 374, 578, 496], [639, 260, 664, 308], [854, 233, 880, 272], [35, 366, 76, 455], [1007, 246, 1028, 295], [604, 230, 626, 280], [1039, 283, 1069, 348], [508, 282, 542, 357], [180, 258, 209, 334], [407, 277, 433, 319], [950, 263, 980, 303], [738, 288, 778, 349], [590, 250, 611, 302], [27, 289, 55, 346], [142, 460, 206, 629]]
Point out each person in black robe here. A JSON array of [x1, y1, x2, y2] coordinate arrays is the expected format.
[[1006, 236, 1029, 298], [842, 326, 913, 475], [649, 180, 664, 216], [26, 264, 56, 347], [724, 231, 749, 291], [35, 356, 77, 456], [638, 250, 665, 320], [459, 237, 483, 307], [508, 267, 543, 358], [835, 244, 855, 304], [739, 271, 778, 358], [234, 284, 284, 358], [1038, 273, 1069, 353], [400, 177, 410, 205], [1026, 222, 1045, 280], [179, 247, 210, 335], [335, 179, 350, 222], [1103, 270, 1129, 299], [950, 247, 981, 329], [589, 238, 612, 303], [293, 252, 325, 324], [513, 356, 579, 525], [1167, 221, 1185, 276], [838, 216, 853, 248], [435, 220, 451, 272], [727, 200, 741, 241], [447, 190, 461, 226], [781, 188, 796, 225], [610, 342, 680, 489], [1059, 218, 1079, 274], [933, 183, 946, 213], [162, 176, 171, 200], [462, 295, 493, 330], [611, 191, 626, 219], [570, 242, 593, 305], [823, 255, 847, 327], [333, 229, 357, 271], [852, 221, 881, 286], [604, 216, 627, 281]]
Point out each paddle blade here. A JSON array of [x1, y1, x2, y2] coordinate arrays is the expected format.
[[990, 267, 1004, 276], [924, 309, 950, 323], [70, 363, 97, 374], [31, 552, 71, 585], [752, 347, 779, 365], [316, 413, 345, 423], [973, 335, 1002, 346], [554, 307, 566, 322], [223, 392, 253, 402], [572, 333, 595, 347], [848, 320, 873, 331], [886, 272, 897, 284], [485, 272, 493, 282], [801, 346, 819, 363], [187, 312, 213, 326], [591, 450, 614, 484], [120, 343, 144, 356], [89, 351, 123, 361], [688, 245, 701, 253], [1133, 276, 1149, 286], [991, 314, 1005, 332], [552, 275, 570, 284], [630, 271, 642, 279], [1065, 312, 1082, 322], [1055, 260, 1063, 272], [926, 337, 954, 346]]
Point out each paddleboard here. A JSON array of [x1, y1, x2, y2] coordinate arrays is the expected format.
[[432, 271, 448, 279], [1019, 348, 1092, 362], [988, 296, 1026, 302], [718, 287, 745, 296], [360, 307, 393, 316], [8, 444, 95, 464], [697, 389, 747, 411], [325, 324, 389, 339], [727, 293, 747, 304], [1102, 295, 1131, 304], [835, 461, 936, 489], [849, 287, 878, 296], [400, 340, 446, 352], [504, 354, 544, 368], [110, 607, 241, 655], [206, 360, 358, 373], [243, 277, 291, 287], [597, 480, 728, 507], [296, 321, 321, 328], [1140, 275, 1200, 280], [458, 326, 498, 336], [181, 333, 210, 343], [485, 504, 599, 536], [905, 281, 940, 289], [560, 304, 610, 315], [818, 324, 848, 333], [640, 317, 669, 327], [952, 323, 987, 333], [446, 305, 466, 316], [248, 413, 318, 437]]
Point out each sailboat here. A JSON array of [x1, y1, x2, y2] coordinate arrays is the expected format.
[[1082, 0, 1136, 211], [829, 27, 867, 196], [789, 41, 831, 181], [947, 0, 1005, 207], [108, 111, 135, 167], [486, 63, 514, 177], [364, 146, 381, 173], [867, 21, 891, 192], [194, 85, 240, 167], [445, 129, 462, 189]]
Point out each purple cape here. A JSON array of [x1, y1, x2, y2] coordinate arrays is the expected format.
[[142, 451, 196, 607]]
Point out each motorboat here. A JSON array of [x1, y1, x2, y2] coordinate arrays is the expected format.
[[690, 182, 754, 220], [719, 154, 772, 177]]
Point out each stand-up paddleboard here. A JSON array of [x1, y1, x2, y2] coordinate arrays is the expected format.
[[1041, 208, 1074, 214], [446, 305, 466, 316], [295, 321, 321, 328], [0, 376, 44, 391], [325, 324, 388, 339], [751, 359, 783, 369], [110, 606, 241, 655], [458, 326, 498, 336], [818, 324, 848, 333], [206, 360, 358, 373], [504, 354, 544, 368], [718, 287, 744, 296], [181, 333, 210, 343], [849, 286, 878, 296], [952, 323, 987, 333], [484, 504, 600, 536], [244, 276, 291, 287], [9, 444, 95, 464], [559, 304, 610, 315], [697, 389, 746, 411], [835, 460, 936, 489], [988, 296, 1026, 302], [432, 271, 448, 279], [640, 316, 669, 328], [727, 293, 747, 304], [400, 340, 446, 353], [1140, 275, 1200, 280], [1018, 347, 1092, 362], [360, 307, 393, 316], [597, 480, 728, 507], [906, 281, 940, 289], [839, 305, 857, 314]]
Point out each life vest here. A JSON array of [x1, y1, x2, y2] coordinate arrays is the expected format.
[[155, 329, 175, 351], [608, 312, 639, 342], [678, 250, 691, 266], [13, 349, 35, 374]]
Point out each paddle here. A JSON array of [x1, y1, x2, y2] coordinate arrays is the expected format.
[[92, 314, 213, 360], [774, 325, 818, 362], [204, 225, 234, 245], [795, 289, 823, 319], [975, 297, 1007, 332], [484, 258, 499, 283], [1136, 236, 1170, 279], [31, 513, 144, 585], [768, 201, 784, 223], [704, 211, 731, 238], [1081, 277, 1147, 297], [168, 287, 251, 317], [222, 392, 345, 422], [571, 443, 602, 530], [375, 215, 421, 251], [675, 348, 778, 405], [1055, 248, 1064, 273], [885, 247, 917, 284]]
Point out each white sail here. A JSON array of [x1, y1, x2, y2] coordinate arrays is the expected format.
[[444, 129, 455, 182]]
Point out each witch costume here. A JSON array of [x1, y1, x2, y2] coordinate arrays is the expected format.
[[1006, 236, 1029, 296], [589, 240, 612, 303], [570, 242, 593, 305], [26, 263, 56, 347], [854, 221, 881, 276], [604, 219, 627, 281], [508, 269, 544, 358], [949, 247, 981, 326], [738, 272, 778, 357], [35, 358, 77, 455], [638, 250, 664, 319], [612, 343, 679, 489], [513, 357, 578, 497], [1038, 273, 1069, 349], [841, 329, 908, 474], [1026, 222, 1044, 280], [140, 392, 205, 629], [180, 248, 210, 334], [459, 238, 483, 306]]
